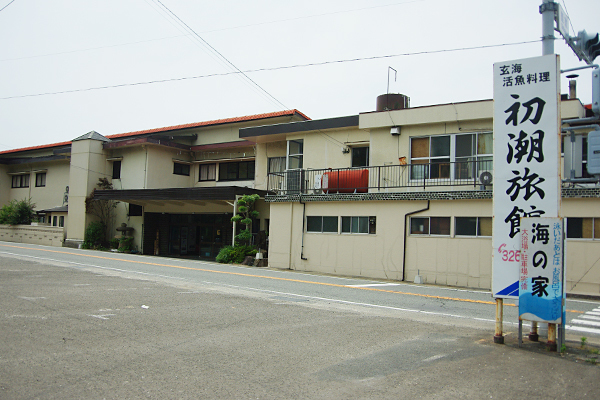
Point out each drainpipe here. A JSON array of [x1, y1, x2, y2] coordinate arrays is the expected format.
[[402, 200, 430, 281], [299, 195, 308, 260]]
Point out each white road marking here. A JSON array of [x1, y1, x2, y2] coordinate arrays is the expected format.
[[422, 354, 448, 362], [2, 249, 599, 336], [18, 296, 46, 301], [348, 283, 401, 288], [89, 314, 115, 320], [571, 319, 600, 327], [565, 325, 600, 335], [581, 315, 600, 321]]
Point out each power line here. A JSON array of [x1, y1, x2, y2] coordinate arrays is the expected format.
[[152, 0, 289, 110], [0, 39, 540, 100], [0, 0, 16, 13]]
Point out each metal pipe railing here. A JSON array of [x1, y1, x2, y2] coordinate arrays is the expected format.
[[267, 159, 495, 195]]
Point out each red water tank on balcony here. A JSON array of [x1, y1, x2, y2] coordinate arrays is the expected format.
[[323, 169, 369, 193]]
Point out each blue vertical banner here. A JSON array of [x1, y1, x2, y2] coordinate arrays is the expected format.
[[519, 217, 563, 323]]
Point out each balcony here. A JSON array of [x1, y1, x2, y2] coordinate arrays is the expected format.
[[267, 159, 494, 195]]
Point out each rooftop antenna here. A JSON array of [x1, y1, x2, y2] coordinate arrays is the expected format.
[[387, 67, 397, 111], [387, 67, 397, 95]]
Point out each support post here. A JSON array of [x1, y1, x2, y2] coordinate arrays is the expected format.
[[494, 298, 505, 344], [232, 196, 238, 247], [529, 321, 539, 341], [547, 323, 557, 351]]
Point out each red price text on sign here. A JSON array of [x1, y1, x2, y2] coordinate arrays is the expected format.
[[498, 244, 521, 262]]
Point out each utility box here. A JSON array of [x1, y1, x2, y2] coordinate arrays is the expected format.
[[587, 130, 600, 176]]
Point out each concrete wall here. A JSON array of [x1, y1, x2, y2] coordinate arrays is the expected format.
[[269, 197, 600, 296], [0, 224, 64, 247], [67, 139, 107, 243]]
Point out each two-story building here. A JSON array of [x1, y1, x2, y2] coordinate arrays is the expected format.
[[0, 110, 309, 257], [240, 94, 600, 297], [1, 94, 599, 297]]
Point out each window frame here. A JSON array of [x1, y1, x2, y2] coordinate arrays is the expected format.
[[351, 146, 369, 167], [410, 216, 451, 236], [112, 161, 122, 180], [341, 216, 376, 234], [455, 216, 492, 237], [35, 172, 46, 187], [218, 161, 255, 181], [409, 132, 493, 180], [199, 163, 216, 182], [11, 174, 30, 188], [268, 156, 286, 174], [306, 216, 339, 233], [173, 162, 191, 176], [286, 139, 304, 170], [567, 217, 600, 239]]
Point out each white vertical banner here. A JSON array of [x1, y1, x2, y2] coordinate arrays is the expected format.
[[492, 55, 561, 298]]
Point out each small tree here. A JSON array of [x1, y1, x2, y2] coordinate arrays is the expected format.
[[231, 194, 260, 245], [216, 194, 260, 264], [0, 198, 36, 225], [85, 178, 118, 245]]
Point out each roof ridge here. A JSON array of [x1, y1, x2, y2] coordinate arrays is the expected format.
[[0, 109, 309, 155]]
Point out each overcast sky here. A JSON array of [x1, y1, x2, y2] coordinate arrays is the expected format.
[[1, 0, 599, 151]]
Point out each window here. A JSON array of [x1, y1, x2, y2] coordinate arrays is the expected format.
[[112, 161, 121, 179], [410, 132, 492, 179], [219, 161, 255, 181], [455, 217, 492, 237], [307, 216, 338, 233], [58, 216, 64, 227], [11, 174, 29, 188], [268, 157, 286, 173], [287, 140, 303, 169], [567, 217, 600, 239], [129, 204, 143, 217], [341, 216, 376, 234], [35, 172, 46, 187], [199, 164, 216, 181], [173, 162, 190, 176], [351, 147, 369, 167], [410, 217, 450, 235], [52, 216, 58, 226]]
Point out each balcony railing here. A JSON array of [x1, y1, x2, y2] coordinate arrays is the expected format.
[[267, 159, 494, 195]]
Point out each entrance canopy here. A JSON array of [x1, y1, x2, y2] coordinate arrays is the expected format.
[[92, 186, 271, 207]]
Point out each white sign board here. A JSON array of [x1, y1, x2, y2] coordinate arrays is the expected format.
[[519, 217, 563, 323], [556, 4, 571, 39], [492, 55, 561, 298]]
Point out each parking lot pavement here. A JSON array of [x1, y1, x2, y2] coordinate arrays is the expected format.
[[1, 255, 600, 399]]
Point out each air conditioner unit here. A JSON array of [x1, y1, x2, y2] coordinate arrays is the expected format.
[[313, 174, 323, 194], [479, 170, 493, 186]]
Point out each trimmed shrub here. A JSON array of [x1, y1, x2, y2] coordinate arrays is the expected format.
[[83, 221, 106, 249], [0, 198, 36, 225], [216, 245, 257, 264]]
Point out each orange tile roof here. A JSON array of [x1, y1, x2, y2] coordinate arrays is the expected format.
[[106, 109, 310, 140], [0, 110, 309, 156], [0, 140, 72, 156]]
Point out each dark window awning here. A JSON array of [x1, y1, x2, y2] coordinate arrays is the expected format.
[[92, 186, 271, 204]]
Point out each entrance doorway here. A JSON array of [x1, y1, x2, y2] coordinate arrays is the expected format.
[[144, 213, 233, 259]]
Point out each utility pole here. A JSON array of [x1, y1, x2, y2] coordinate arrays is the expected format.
[[540, 0, 557, 56]]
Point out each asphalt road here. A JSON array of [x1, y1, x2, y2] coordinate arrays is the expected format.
[[1, 241, 600, 399]]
